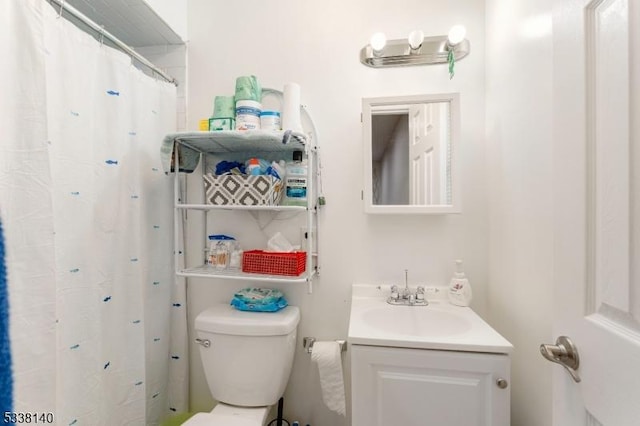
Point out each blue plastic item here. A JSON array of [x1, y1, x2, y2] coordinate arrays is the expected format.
[[230, 297, 287, 312], [265, 165, 281, 180], [230, 287, 288, 312], [215, 160, 245, 176], [208, 234, 235, 241], [244, 158, 271, 175]]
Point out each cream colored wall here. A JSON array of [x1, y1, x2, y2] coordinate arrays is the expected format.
[[185, 1, 487, 424], [485, 0, 554, 425]]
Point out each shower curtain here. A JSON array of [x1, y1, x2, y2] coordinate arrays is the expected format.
[[0, 1, 181, 424]]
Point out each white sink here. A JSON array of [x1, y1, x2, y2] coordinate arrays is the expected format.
[[361, 305, 473, 337], [348, 284, 513, 354]]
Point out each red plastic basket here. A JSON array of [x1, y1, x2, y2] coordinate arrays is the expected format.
[[242, 250, 306, 276]]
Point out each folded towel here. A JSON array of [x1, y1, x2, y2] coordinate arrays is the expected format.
[[160, 134, 200, 173]]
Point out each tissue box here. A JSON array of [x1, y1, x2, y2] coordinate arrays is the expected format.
[[209, 117, 235, 131], [203, 174, 284, 206]]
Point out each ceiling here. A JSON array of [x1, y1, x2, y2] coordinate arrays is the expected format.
[[58, 0, 183, 47]]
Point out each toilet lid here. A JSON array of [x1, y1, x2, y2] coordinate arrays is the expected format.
[[184, 412, 259, 426]]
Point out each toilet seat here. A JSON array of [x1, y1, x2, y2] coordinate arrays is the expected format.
[[183, 412, 259, 426], [182, 404, 270, 426]]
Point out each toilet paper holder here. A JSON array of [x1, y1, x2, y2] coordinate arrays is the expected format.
[[303, 337, 347, 354]]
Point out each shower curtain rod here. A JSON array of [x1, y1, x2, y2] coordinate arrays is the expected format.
[[47, 0, 178, 86]]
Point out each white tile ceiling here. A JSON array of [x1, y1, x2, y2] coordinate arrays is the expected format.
[[64, 0, 183, 47]]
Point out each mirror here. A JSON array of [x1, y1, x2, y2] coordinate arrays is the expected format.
[[363, 93, 460, 214]]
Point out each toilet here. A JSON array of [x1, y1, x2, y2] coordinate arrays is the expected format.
[[184, 303, 301, 426]]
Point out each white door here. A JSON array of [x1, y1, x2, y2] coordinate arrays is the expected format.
[[552, 0, 640, 425], [408, 103, 440, 204]]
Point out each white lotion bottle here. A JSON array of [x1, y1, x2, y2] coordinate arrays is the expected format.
[[448, 259, 472, 307]]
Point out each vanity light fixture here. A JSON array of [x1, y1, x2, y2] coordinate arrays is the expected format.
[[447, 25, 467, 46], [370, 32, 387, 54], [360, 25, 470, 71], [407, 30, 425, 50]]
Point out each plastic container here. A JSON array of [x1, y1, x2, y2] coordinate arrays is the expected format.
[[207, 235, 236, 269], [235, 100, 261, 130], [229, 248, 243, 270], [260, 110, 281, 131], [448, 259, 472, 307], [282, 150, 308, 207], [215, 244, 229, 270], [247, 158, 261, 175], [242, 250, 306, 276], [208, 117, 235, 131]]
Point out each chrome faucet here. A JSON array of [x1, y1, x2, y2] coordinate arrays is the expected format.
[[402, 269, 411, 299], [387, 269, 428, 306]]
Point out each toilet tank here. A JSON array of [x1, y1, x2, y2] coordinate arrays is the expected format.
[[195, 304, 300, 407]]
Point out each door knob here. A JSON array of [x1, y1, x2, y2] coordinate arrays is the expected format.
[[540, 335, 581, 383]]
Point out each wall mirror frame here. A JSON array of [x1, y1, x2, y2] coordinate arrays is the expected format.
[[362, 93, 461, 214]]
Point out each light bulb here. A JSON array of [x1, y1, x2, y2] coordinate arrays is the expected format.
[[370, 32, 386, 52], [408, 30, 424, 50], [447, 25, 467, 45]]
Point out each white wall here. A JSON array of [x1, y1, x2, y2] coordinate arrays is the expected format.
[[137, 0, 188, 132], [185, 0, 487, 424], [485, 0, 554, 425]]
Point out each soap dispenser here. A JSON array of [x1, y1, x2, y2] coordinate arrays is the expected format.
[[448, 259, 472, 307]]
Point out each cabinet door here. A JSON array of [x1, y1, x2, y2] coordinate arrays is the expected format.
[[351, 345, 510, 426]]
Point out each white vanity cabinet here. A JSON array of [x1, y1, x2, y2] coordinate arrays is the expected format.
[[350, 344, 510, 426], [348, 285, 513, 425]]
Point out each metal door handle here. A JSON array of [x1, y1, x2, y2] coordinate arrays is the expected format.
[[540, 335, 581, 383]]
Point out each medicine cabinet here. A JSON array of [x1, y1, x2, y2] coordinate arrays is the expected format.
[[362, 93, 461, 214]]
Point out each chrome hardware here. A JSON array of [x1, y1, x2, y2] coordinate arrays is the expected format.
[[390, 285, 399, 301], [303, 337, 316, 354], [195, 338, 210, 348], [496, 378, 509, 389], [540, 336, 581, 383], [386, 270, 428, 306], [303, 336, 346, 354], [402, 269, 411, 298]]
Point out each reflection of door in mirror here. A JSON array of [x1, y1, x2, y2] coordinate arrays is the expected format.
[[371, 103, 450, 206], [409, 103, 450, 205]]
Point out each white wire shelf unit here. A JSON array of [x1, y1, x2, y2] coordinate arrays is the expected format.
[[168, 129, 319, 291]]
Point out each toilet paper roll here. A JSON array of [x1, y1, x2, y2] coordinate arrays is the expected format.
[[235, 75, 261, 102], [311, 341, 346, 416], [212, 95, 235, 118], [282, 82, 303, 132]]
